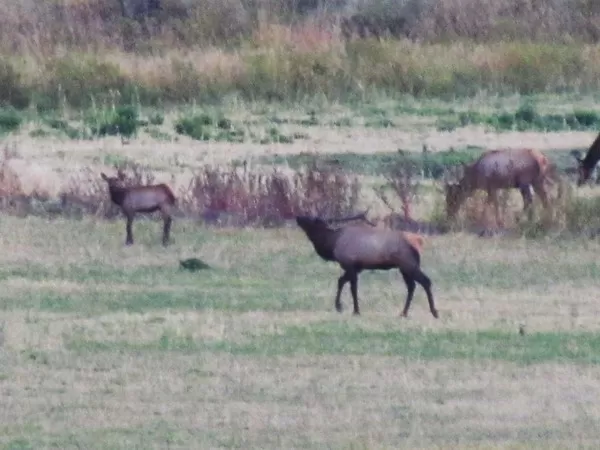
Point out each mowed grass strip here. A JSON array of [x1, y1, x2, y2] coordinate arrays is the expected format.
[[64, 320, 600, 365]]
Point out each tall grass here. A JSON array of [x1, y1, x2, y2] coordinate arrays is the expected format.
[[3, 38, 600, 110]]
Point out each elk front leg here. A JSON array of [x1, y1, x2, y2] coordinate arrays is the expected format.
[[486, 189, 503, 229], [519, 184, 534, 221], [531, 180, 551, 216], [125, 213, 135, 246], [160, 206, 172, 246]]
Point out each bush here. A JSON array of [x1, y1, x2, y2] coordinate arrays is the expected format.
[[179, 162, 362, 227], [174, 113, 246, 142], [90, 105, 139, 137], [0, 59, 29, 109], [0, 108, 22, 133]]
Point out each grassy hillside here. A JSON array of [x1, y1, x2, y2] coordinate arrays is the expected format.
[[0, 0, 600, 110]]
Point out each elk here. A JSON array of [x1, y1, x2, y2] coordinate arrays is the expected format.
[[572, 131, 600, 186], [101, 171, 176, 246], [295, 212, 438, 319], [443, 148, 560, 226]]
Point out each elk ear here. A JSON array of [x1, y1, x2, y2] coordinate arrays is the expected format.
[[117, 170, 126, 180], [100, 172, 108, 181], [571, 149, 583, 162]]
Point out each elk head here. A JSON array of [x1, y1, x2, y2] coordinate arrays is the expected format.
[[571, 150, 591, 186], [442, 164, 467, 218], [101, 171, 127, 189]]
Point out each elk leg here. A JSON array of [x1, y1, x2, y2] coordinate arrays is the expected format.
[[487, 189, 502, 229], [399, 270, 416, 318], [349, 271, 360, 316], [519, 184, 534, 221], [160, 206, 172, 246], [414, 269, 438, 319], [531, 181, 550, 211], [334, 272, 350, 313], [125, 213, 134, 246]]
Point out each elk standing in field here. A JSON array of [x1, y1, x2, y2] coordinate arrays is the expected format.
[[296, 212, 438, 319], [444, 148, 560, 227], [572, 131, 600, 186], [101, 171, 176, 246]]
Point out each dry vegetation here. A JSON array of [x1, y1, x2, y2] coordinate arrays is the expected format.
[[1, 0, 600, 108]]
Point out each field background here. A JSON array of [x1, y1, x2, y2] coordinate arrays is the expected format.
[[3, 0, 600, 449]]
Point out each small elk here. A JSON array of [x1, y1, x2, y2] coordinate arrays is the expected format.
[[572, 131, 600, 186], [443, 148, 560, 227], [295, 211, 438, 319], [101, 171, 176, 246]]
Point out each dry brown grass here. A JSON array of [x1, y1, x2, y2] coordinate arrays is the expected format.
[[1, 213, 600, 447], [1, 99, 600, 447]]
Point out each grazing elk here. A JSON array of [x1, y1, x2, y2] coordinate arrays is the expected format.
[[101, 172, 176, 246], [296, 212, 438, 319], [444, 148, 560, 226], [572, 131, 600, 186]]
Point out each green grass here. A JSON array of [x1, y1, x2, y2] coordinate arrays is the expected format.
[[66, 321, 600, 365], [258, 147, 585, 178], [2, 212, 600, 448]]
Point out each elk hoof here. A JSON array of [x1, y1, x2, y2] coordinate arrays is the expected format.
[[352, 311, 360, 316], [125, 241, 134, 246], [400, 312, 408, 318], [335, 304, 343, 313], [431, 310, 439, 319]]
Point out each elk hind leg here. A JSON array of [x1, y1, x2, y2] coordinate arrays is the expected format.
[[349, 270, 361, 316], [414, 269, 438, 319], [399, 269, 416, 318]]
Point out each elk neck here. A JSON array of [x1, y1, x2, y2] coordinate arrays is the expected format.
[[582, 132, 600, 170], [303, 224, 342, 262], [107, 184, 128, 206]]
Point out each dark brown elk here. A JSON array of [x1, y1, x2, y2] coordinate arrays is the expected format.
[[572, 132, 600, 186], [296, 213, 438, 319], [444, 148, 560, 226], [101, 172, 176, 246]]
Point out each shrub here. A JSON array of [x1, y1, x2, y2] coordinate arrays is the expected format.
[[174, 113, 245, 142], [0, 59, 29, 109], [90, 105, 139, 137], [179, 162, 362, 227], [0, 108, 22, 133]]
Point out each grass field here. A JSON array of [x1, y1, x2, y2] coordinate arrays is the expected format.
[[2, 94, 600, 449]]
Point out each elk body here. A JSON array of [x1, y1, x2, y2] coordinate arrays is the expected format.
[[101, 172, 176, 246], [296, 214, 438, 319], [572, 132, 600, 186], [444, 148, 559, 226]]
